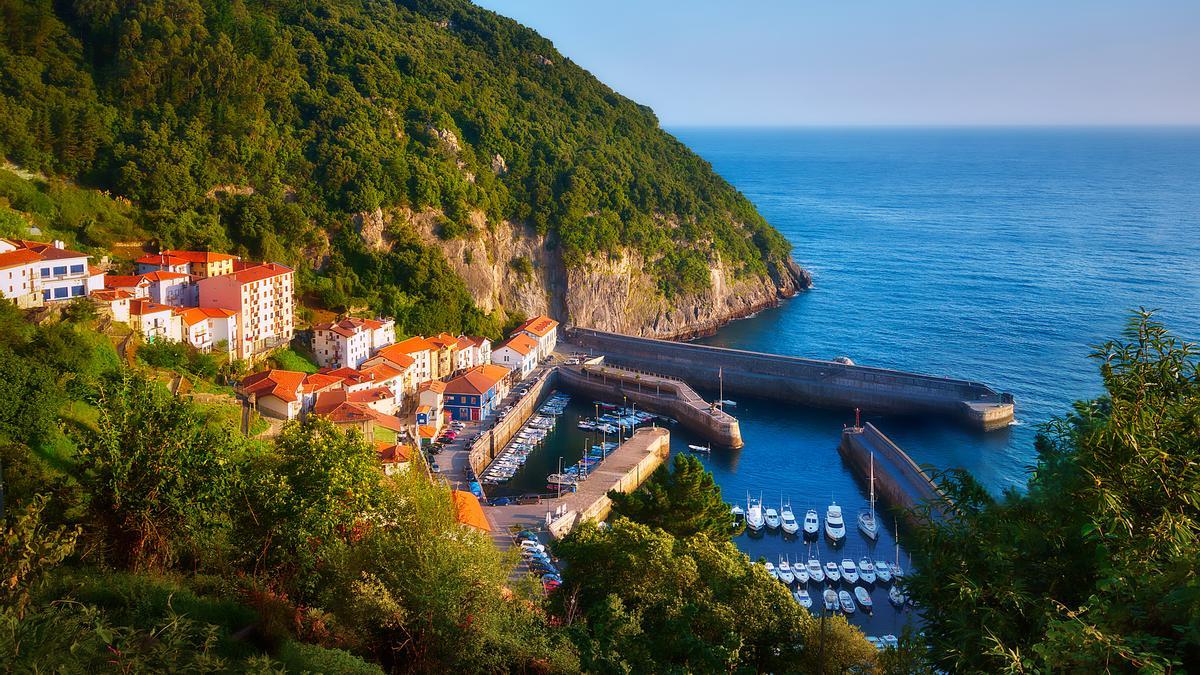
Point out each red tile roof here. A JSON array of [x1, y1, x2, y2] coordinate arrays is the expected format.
[[0, 249, 42, 270], [391, 336, 436, 354], [516, 315, 558, 338], [104, 275, 150, 289], [128, 298, 174, 316], [176, 306, 236, 326], [375, 442, 413, 464], [500, 333, 539, 356], [359, 363, 405, 382], [16, 241, 89, 261], [89, 289, 133, 302], [301, 372, 344, 394], [444, 364, 509, 396], [137, 250, 237, 266], [230, 262, 292, 284], [313, 316, 388, 338], [140, 270, 193, 282], [240, 369, 306, 403], [134, 253, 189, 268], [418, 380, 447, 394]]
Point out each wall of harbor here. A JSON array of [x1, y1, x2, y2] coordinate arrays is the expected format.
[[838, 422, 950, 527], [567, 327, 1014, 431], [467, 368, 558, 475], [555, 364, 743, 448]]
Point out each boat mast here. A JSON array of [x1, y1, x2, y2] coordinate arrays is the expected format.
[[718, 366, 723, 410], [869, 452, 876, 523]]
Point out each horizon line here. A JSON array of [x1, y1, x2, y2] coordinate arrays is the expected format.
[[663, 122, 1200, 130]]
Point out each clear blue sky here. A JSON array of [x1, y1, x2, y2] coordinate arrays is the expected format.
[[473, 0, 1200, 126]]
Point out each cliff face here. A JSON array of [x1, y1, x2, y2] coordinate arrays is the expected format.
[[380, 208, 810, 339]]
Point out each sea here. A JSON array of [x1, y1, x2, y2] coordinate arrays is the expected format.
[[496, 128, 1200, 636]]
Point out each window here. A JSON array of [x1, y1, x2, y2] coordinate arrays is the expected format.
[[53, 266, 67, 276], [42, 290, 50, 301], [69, 264, 84, 274], [41, 268, 51, 278], [53, 287, 68, 299], [71, 285, 84, 297]]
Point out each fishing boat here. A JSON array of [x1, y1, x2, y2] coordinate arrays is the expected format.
[[803, 509, 820, 538], [889, 584, 907, 607], [841, 558, 859, 584], [859, 558, 877, 584], [687, 444, 711, 454], [794, 588, 813, 609], [858, 453, 880, 541], [825, 502, 846, 544], [780, 500, 800, 535], [745, 495, 765, 532], [764, 561, 778, 581], [764, 506, 781, 530], [838, 590, 856, 614], [820, 588, 840, 610], [854, 586, 873, 612], [874, 559, 893, 584], [824, 561, 841, 583], [730, 504, 744, 519], [777, 557, 795, 585], [807, 558, 825, 583]]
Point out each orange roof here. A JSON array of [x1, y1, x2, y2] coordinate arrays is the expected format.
[[418, 380, 446, 393], [444, 364, 510, 396], [313, 390, 404, 431], [141, 270, 192, 282], [128, 298, 174, 316], [89, 289, 133, 302], [88, 265, 106, 277], [428, 333, 459, 350], [369, 345, 417, 369], [500, 333, 539, 357], [359, 362, 405, 381], [135, 253, 188, 267], [416, 404, 431, 414], [137, 250, 237, 266], [322, 367, 372, 386], [240, 369, 306, 403], [464, 335, 491, 348], [301, 372, 344, 393], [176, 306, 236, 326], [13, 240, 88, 261], [0, 249, 42, 270], [392, 336, 436, 354], [454, 336, 475, 350], [516, 315, 558, 338], [418, 424, 439, 439], [452, 491, 491, 532], [104, 275, 150, 289], [230, 262, 292, 284], [347, 387, 393, 404], [313, 316, 388, 338], [376, 442, 413, 464]]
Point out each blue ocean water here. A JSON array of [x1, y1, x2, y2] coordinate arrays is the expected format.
[[654, 128, 1200, 633]]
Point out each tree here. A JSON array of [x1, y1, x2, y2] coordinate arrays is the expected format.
[[553, 518, 874, 673], [906, 311, 1200, 672], [608, 453, 742, 540], [76, 371, 240, 571]]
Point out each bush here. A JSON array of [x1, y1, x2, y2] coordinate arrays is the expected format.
[[277, 640, 384, 675]]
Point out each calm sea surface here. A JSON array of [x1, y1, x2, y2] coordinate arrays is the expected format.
[[507, 129, 1200, 634]]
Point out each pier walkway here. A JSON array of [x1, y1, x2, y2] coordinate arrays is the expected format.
[[838, 422, 951, 526], [484, 427, 671, 540], [567, 327, 1014, 431]]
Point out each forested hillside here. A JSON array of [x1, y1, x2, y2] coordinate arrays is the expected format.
[[0, 0, 798, 337]]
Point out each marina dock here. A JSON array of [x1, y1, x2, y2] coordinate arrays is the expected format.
[[567, 327, 1015, 431], [838, 422, 951, 526], [484, 427, 671, 539]]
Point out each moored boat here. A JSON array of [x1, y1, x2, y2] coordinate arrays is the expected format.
[[794, 588, 813, 609], [807, 558, 825, 583], [874, 559, 893, 584], [859, 558, 877, 584], [777, 557, 795, 585], [825, 502, 846, 544], [745, 494, 765, 532], [838, 589, 856, 614], [824, 561, 841, 583], [781, 500, 800, 535], [858, 453, 880, 540], [840, 558, 859, 584], [823, 588, 838, 611], [803, 509, 820, 538], [764, 561, 778, 581], [854, 586, 873, 612], [889, 584, 907, 607], [687, 444, 711, 454], [764, 506, 781, 530]]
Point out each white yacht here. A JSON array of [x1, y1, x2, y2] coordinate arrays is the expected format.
[[840, 558, 859, 584], [825, 502, 846, 544], [858, 453, 880, 541], [777, 557, 795, 585], [823, 588, 838, 611], [764, 560, 778, 581], [764, 506, 781, 530], [745, 495, 765, 532], [794, 588, 813, 609], [807, 558, 825, 584], [794, 565, 809, 585], [874, 559, 893, 584], [780, 501, 800, 535], [803, 509, 820, 538], [824, 561, 841, 583], [859, 558, 877, 584]]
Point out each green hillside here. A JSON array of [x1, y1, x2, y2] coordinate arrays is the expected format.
[[0, 0, 792, 336]]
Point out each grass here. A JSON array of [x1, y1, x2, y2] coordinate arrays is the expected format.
[[269, 348, 319, 374]]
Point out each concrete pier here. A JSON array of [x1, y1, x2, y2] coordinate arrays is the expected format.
[[484, 427, 671, 539], [556, 363, 743, 448], [567, 327, 1014, 431], [838, 422, 951, 527]]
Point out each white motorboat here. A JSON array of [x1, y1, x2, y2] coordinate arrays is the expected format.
[[807, 558, 825, 583], [825, 502, 846, 543], [838, 589, 856, 614], [823, 588, 838, 611], [794, 588, 813, 609], [718, 399, 737, 407], [745, 495, 765, 532], [881, 635, 899, 649], [854, 586, 873, 612], [795, 565, 809, 585], [777, 557, 795, 585], [730, 504, 744, 519], [780, 500, 800, 535], [803, 509, 820, 538], [874, 559, 893, 584], [764, 507, 781, 530], [859, 558, 877, 584], [840, 558, 859, 584], [889, 584, 907, 607], [858, 453, 879, 540], [687, 444, 711, 454], [764, 560, 778, 581], [824, 561, 841, 583]]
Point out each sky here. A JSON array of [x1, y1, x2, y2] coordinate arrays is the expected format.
[[473, 0, 1200, 127]]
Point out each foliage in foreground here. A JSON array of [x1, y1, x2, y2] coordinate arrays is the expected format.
[[608, 452, 744, 540], [907, 311, 1200, 673]]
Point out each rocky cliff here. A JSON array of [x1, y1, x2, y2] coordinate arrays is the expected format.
[[369, 208, 811, 340]]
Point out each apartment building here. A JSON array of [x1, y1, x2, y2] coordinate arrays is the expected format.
[[136, 250, 238, 278], [197, 262, 294, 361], [312, 316, 396, 369]]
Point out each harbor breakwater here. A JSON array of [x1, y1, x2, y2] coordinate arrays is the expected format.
[[839, 422, 950, 527], [567, 327, 1014, 431]]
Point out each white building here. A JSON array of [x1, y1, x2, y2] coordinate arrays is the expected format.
[[514, 315, 559, 361], [492, 333, 539, 380], [0, 239, 103, 305], [0, 247, 42, 307], [197, 262, 295, 361], [142, 270, 196, 307], [177, 307, 239, 357], [129, 298, 182, 344], [312, 316, 396, 369]]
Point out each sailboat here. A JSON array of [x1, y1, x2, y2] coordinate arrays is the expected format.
[[780, 499, 800, 535], [745, 494, 765, 532], [857, 453, 879, 540], [890, 517, 905, 579]]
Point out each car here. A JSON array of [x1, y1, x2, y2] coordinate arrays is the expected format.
[[490, 497, 512, 506], [541, 579, 560, 592]]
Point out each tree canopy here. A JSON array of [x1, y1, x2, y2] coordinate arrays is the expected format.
[[608, 452, 742, 540]]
